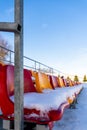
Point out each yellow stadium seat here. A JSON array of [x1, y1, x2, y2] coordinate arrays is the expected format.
[[57, 77, 65, 87], [33, 72, 53, 93]]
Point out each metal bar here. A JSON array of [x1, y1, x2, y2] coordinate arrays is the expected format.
[[3, 120, 10, 130], [14, 0, 24, 130], [0, 22, 21, 33], [0, 45, 14, 53], [36, 125, 49, 130], [0, 45, 64, 75], [35, 61, 36, 71], [24, 56, 51, 69], [9, 51, 11, 64]]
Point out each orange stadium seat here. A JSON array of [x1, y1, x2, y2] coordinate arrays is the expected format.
[[57, 76, 65, 87], [33, 72, 53, 93]]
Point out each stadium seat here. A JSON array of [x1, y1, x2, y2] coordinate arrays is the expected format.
[[48, 75, 59, 89], [33, 72, 53, 93], [0, 64, 69, 127], [57, 76, 65, 87]]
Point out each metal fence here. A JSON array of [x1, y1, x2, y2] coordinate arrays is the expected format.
[[0, 45, 83, 81], [0, 45, 58, 75]]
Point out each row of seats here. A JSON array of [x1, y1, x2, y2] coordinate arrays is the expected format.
[[31, 70, 81, 93], [0, 64, 83, 130]]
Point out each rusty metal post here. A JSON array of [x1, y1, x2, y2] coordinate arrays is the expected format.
[[14, 0, 24, 130]]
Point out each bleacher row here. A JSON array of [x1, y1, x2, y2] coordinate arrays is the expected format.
[[0, 64, 83, 130]]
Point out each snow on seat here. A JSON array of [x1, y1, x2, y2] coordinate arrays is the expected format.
[[48, 74, 83, 104], [0, 64, 69, 124], [54, 85, 83, 104], [10, 90, 69, 123], [32, 71, 83, 105]]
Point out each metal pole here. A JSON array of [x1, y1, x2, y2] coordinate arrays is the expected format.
[[9, 51, 11, 64], [35, 61, 36, 71], [14, 0, 24, 130], [0, 22, 21, 33]]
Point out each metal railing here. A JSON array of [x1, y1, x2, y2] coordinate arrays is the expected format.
[[0, 45, 84, 81], [0, 45, 55, 75], [0, 45, 14, 64]]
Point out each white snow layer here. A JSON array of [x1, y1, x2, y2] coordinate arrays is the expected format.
[[10, 84, 83, 112]]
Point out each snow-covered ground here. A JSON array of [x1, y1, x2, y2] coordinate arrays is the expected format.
[[53, 83, 87, 130]]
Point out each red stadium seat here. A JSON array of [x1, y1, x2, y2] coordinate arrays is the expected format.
[[0, 64, 69, 126], [48, 75, 59, 89]]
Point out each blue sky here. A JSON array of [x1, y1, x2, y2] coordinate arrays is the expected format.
[[0, 0, 87, 79]]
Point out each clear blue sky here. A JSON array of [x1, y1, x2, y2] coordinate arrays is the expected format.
[[0, 0, 87, 79]]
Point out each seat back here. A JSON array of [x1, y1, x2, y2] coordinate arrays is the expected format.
[[61, 77, 67, 87], [0, 64, 37, 116], [0, 64, 14, 115], [6, 65, 37, 96], [63, 78, 67, 87], [57, 77, 65, 87], [69, 80, 73, 87], [49, 75, 59, 89], [33, 72, 53, 92]]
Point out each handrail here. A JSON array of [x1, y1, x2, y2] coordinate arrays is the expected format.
[[0, 45, 53, 74], [0, 45, 83, 81]]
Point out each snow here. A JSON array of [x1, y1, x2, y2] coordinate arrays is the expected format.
[[10, 91, 67, 112], [2, 83, 87, 130], [10, 84, 83, 115], [53, 83, 87, 130], [10, 85, 83, 111]]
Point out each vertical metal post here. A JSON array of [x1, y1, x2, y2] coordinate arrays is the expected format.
[[14, 0, 24, 130], [35, 61, 36, 71], [39, 63, 40, 71], [9, 51, 11, 64]]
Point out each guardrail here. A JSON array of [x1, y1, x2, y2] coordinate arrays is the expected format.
[[0, 45, 83, 81], [0, 45, 57, 75]]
